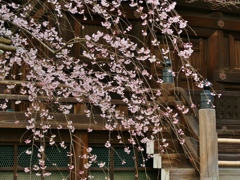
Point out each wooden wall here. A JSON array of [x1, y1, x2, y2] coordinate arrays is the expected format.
[[176, 2, 240, 91]]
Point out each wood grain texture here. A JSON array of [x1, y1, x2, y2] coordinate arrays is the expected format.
[[161, 168, 199, 180], [199, 109, 219, 180], [219, 168, 240, 180]]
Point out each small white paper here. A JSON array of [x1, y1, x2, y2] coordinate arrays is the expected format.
[[153, 154, 162, 169], [146, 140, 154, 154]]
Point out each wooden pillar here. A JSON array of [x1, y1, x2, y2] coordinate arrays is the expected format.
[[71, 103, 88, 180], [71, 130, 89, 180], [199, 109, 219, 180]]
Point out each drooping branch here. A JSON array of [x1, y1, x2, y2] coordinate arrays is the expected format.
[[7, 20, 86, 54]]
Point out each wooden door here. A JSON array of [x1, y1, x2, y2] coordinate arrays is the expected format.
[[208, 30, 240, 91]]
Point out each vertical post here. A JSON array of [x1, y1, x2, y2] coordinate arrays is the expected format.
[[13, 144, 18, 180], [71, 103, 88, 180], [72, 130, 89, 180], [199, 109, 218, 179]]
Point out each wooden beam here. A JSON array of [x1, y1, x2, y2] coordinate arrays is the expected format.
[[161, 168, 199, 180], [0, 112, 156, 131], [219, 161, 240, 166], [183, 115, 199, 138], [218, 144, 240, 153], [219, 168, 240, 179], [178, 9, 240, 32], [0, 94, 126, 105], [0, 79, 162, 94], [217, 129, 240, 135], [215, 71, 240, 83], [0, 128, 71, 143], [216, 119, 240, 130], [219, 154, 240, 161], [161, 153, 194, 169], [0, 111, 105, 130], [218, 138, 240, 144]]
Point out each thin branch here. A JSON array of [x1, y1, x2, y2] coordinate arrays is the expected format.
[[8, 21, 85, 54]]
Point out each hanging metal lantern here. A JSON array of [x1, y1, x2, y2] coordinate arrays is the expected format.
[[200, 80, 214, 109], [162, 59, 173, 83]]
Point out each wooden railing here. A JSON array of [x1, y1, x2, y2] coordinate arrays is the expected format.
[[167, 88, 240, 180], [167, 87, 200, 172], [218, 138, 240, 167]]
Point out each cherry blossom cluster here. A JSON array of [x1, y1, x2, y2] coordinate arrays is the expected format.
[[0, 0, 215, 179], [24, 146, 51, 178]]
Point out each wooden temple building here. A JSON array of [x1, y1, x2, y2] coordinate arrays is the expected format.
[[1, 1, 240, 180]]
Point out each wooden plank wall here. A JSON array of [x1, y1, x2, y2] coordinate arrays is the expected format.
[[176, 3, 240, 92]]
